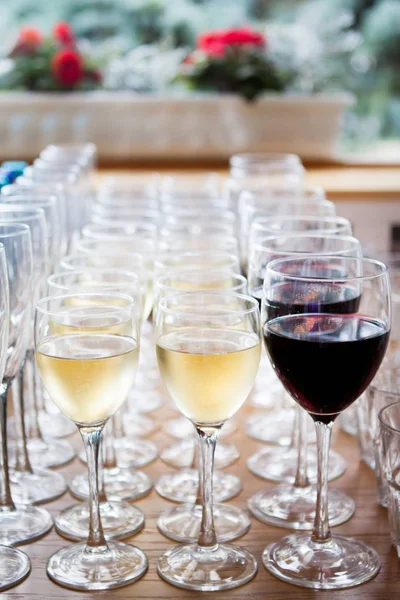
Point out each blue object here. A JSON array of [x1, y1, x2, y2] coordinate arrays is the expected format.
[[1, 161, 28, 170]]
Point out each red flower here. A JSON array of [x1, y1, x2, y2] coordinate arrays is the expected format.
[[52, 49, 83, 87], [198, 27, 265, 57], [53, 22, 75, 46], [11, 26, 43, 55]]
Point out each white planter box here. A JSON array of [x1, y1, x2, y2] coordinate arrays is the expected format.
[[0, 91, 353, 161]]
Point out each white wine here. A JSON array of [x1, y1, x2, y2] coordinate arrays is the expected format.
[[157, 328, 260, 424], [36, 334, 139, 425]]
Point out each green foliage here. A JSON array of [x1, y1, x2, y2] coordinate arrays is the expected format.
[[179, 50, 285, 101]]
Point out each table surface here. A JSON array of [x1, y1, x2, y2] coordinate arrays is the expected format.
[[6, 397, 400, 600]]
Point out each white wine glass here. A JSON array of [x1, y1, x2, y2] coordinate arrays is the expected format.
[[46, 269, 155, 503], [156, 291, 261, 591], [0, 242, 31, 591], [154, 271, 248, 543], [35, 292, 148, 591]]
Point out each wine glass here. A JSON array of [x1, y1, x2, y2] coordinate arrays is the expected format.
[[0, 223, 53, 544], [226, 153, 305, 208], [154, 270, 248, 543], [35, 292, 148, 591], [159, 228, 239, 255], [0, 208, 68, 505], [160, 173, 222, 197], [250, 215, 352, 248], [0, 242, 31, 591], [46, 268, 157, 477], [261, 256, 390, 589], [156, 291, 261, 591], [247, 234, 362, 530]]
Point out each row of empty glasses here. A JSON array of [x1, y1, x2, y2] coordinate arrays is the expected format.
[[0, 149, 395, 593]]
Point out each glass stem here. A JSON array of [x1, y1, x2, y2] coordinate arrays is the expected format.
[[25, 352, 43, 441], [0, 380, 15, 510], [194, 434, 202, 507], [294, 405, 310, 488], [311, 420, 333, 544], [12, 367, 33, 473], [79, 425, 108, 552], [103, 420, 117, 469], [97, 442, 108, 504], [196, 425, 220, 549]]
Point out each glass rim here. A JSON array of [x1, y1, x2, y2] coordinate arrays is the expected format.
[[48, 267, 140, 287], [82, 221, 157, 235], [1, 194, 58, 206], [0, 206, 46, 221], [230, 153, 301, 167], [266, 255, 388, 283], [253, 214, 350, 227], [4, 181, 65, 193], [239, 184, 325, 198], [154, 250, 239, 268], [245, 200, 334, 214], [371, 377, 400, 397], [378, 399, 400, 434], [158, 290, 259, 318], [252, 233, 361, 255], [36, 291, 136, 316], [0, 222, 30, 238], [61, 250, 145, 264], [156, 269, 246, 291]]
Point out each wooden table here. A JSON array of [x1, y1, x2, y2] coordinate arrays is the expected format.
[[6, 397, 400, 600]]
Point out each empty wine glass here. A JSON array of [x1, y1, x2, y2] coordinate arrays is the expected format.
[[35, 292, 148, 591], [261, 256, 390, 589], [0, 207, 67, 505], [156, 292, 261, 591], [0, 242, 31, 592], [0, 223, 53, 545], [226, 153, 305, 208]]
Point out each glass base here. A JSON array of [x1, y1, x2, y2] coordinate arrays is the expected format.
[[162, 417, 236, 440], [155, 469, 242, 503], [70, 468, 152, 502], [157, 542, 257, 591], [0, 505, 53, 544], [10, 468, 67, 505], [0, 546, 30, 591], [161, 439, 239, 469], [263, 534, 380, 589], [245, 409, 296, 446], [158, 503, 250, 543], [248, 485, 355, 530], [247, 446, 347, 484], [127, 388, 163, 413], [47, 541, 148, 591], [7, 410, 76, 439], [15, 438, 76, 469], [78, 438, 158, 468], [121, 412, 159, 437], [55, 501, 145, 541]]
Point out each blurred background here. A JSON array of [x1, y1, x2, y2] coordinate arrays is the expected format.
[[0, 0, 399, 161]]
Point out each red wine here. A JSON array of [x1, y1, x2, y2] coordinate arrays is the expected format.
[[264, 314, 389, 423], [265, 281, 361, 320]]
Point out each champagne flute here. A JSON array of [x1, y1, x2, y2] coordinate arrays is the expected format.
[[0, 224, 53, 544], [35, 292, 148, 591], [262, 256, 390, 588], [156, 291, 261, 591], [247, 234, 362, 530], [0, 242, 31, 591]]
